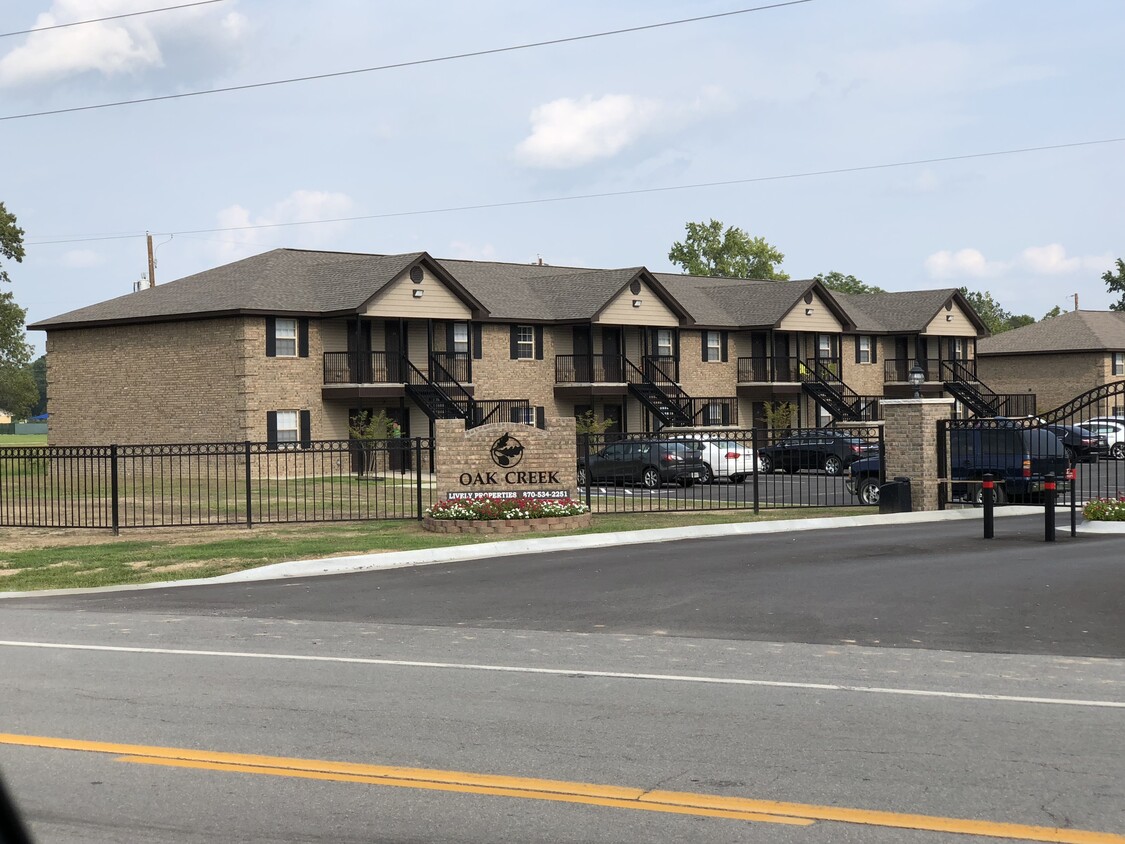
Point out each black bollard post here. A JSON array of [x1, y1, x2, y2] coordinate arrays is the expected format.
[[1068, 467, 1077, 537], [982, 473, 994, 539], [1044, 473, 1057, 542]]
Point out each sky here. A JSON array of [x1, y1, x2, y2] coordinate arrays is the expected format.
[[3, 0, 1123, 355]]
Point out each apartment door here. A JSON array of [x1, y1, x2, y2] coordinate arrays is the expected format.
[[346, 319, 372, 382], [773, 333, 792, 380], [573, 325, 593, 381], [602, 327, 623, 381], [385, 319, 405, 382]]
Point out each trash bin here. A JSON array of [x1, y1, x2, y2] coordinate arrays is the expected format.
[[878, 476, 913, 514]]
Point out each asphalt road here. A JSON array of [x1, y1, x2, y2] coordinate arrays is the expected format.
[[0, 515, 1122, 843]]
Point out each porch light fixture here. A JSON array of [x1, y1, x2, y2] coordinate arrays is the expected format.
[[908, 363, 925, 398], [946, 314, 954, 321], [632, 299, 642, 308], [804, 307, 814, 316], [412, 289, 424, 299]]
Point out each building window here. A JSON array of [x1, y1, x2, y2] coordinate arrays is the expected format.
[[951, 338, 966, 360], [1114, 352, 1124, 376], [511, 405, 535, 424], [274, 318, 298, 357], [452, 322, 470, 355], [275, 410, 299, 444], [817, 333, 833, 358], [655, 329, 673, 358], [704, 331, 722, 362], [857, 335, 872, 363], [707, 401, 723, 425], [516, 325, 535, 359]]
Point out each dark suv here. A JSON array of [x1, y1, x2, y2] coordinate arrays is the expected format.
[[846, 425, 1069, 505], [758, 429, 878, 476], [578, 440, 707, 488]]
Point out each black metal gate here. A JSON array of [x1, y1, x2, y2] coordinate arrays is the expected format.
[[938, 382, 1125, 507]]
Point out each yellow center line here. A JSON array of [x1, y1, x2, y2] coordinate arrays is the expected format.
[[2, 732, 1122, 843]]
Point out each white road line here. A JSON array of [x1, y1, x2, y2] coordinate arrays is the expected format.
[[1, 639, 1121, 709]]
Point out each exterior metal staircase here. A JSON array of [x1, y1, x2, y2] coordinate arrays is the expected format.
[[625, 358, 693, 427], [404, 354, 530, 427], [940, 360, 1035, 418], [800, 359, 880, 422]]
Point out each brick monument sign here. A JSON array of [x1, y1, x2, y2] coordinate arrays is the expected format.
[[433, 417, 578, 503]]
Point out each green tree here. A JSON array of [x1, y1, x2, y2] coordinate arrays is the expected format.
[[813, 271, 885, 294], [1102, 258, 1125, 311], [0, 201, 37, 418], [668, 219, 789, 280], [1041, 305, 1064, 320], [29, 354, 47, 416], [958, 287, 1034, 335]]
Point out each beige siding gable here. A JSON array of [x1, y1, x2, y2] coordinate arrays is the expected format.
[[925, 302, 977, 336], [595, 280, 678, 326], [777, 291, 844, 332], [364, 267, 472, 320]]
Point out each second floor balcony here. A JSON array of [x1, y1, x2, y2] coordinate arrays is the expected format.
[[884, 357, 974, 383], [736, 355, 803, 383]]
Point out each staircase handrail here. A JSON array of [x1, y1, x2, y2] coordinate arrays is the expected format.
[[429, 354, 476, 414]]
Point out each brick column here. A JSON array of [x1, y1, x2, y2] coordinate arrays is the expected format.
[[880, 398, 954, 511]]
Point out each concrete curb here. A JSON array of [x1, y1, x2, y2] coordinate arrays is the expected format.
[[2, 505, 1071, 599], [1077, 520, 1125, 534]]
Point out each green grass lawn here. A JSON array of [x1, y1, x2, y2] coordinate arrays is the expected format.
[[0, 434, 47, 447], [0, 508, 856, 593]]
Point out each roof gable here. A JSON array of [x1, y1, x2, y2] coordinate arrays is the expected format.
[[978, 310, 1125, 355]]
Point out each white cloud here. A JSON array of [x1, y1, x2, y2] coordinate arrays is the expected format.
[[515, 94, 665, 169], [0, 1, 247, 88], [213, 190, 356, 262], [59, 249, 104, 269], [1019, 244, 1113, 276], [924, 248, 1009, 279]]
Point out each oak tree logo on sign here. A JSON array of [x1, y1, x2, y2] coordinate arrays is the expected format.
[[490, 432, 524, 468]]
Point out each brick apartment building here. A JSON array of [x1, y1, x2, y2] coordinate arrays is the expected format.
[[30, 248, 992, 446]]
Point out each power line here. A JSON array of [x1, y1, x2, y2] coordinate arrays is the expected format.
[[1, 1, 813, 122], [25, 136, 1125, 247], [0, 1, 228, 39]]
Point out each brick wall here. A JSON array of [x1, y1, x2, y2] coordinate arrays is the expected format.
[[470, 324, 568, 417], [45, 319, 248, 445], [434, 416, 578, 500], [881, 398, 954, 511], [977, 352, 1107, 414], [677, 330, 738, 398]]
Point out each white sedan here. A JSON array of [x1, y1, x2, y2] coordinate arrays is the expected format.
[[668, 435, 763, 484]]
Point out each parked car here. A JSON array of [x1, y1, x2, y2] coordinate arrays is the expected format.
[[845, 425, 1069, 505], [1081, 417, 1125, 459], [665, 434, 763, 483], [577, 440, 707, 488], [1044, 423, 1104, 463], [757, 429, 879, 476]]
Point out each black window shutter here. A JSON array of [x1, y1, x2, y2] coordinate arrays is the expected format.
[[472, 324, 483, 359], [701, 331, 708, 362], [265, 317, 276, 357], [673, 330, 680, 360], [855, 337, 862, 364], [721, 404, 730, 425], [266, 411, 279, 449], [535, 406, 545, 429], [721, 331, 728, 363], [510, 406, 520, 423], [299, 410, 312, 448], [510, 325, 519, 359], [534, 326, 544, 360], [298, 318, 309, 358], [871, 338, 878, 365]]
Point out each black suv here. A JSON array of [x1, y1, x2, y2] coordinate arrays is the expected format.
[[846, 425, 1068, 505], [758, 430, 878, 476], [578, 440, 707, 488]]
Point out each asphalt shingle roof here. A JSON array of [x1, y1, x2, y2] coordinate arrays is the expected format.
[[977, 310, 1125, 354], [831, 289, 965, 333], [30, 249, 423, 328]]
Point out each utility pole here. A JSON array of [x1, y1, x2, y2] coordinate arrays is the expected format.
[[1072, 292, 1079, 311], [147, 232, 156, 288]]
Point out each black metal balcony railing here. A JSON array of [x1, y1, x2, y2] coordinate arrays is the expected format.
[[684, 398, 739, 426], [884, 357, 946, 383], [554, 354, 627, 383], [431, 352, 471, 384], [737, 356, 799, 382], [324, 351, 394, 384], [643, 355, 679, 384]]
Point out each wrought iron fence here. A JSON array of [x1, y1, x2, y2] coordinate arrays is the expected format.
[[576, 426, 884, 514], [0, 438, 437, 530]]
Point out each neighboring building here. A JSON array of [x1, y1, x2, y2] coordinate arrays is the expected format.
[[30, 248, 992, 446], [976, 310, 1125, 415]]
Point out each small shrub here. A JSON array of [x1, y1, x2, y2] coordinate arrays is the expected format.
[[427, 497, 590, 521], [1082, 496, 1125, 521]]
